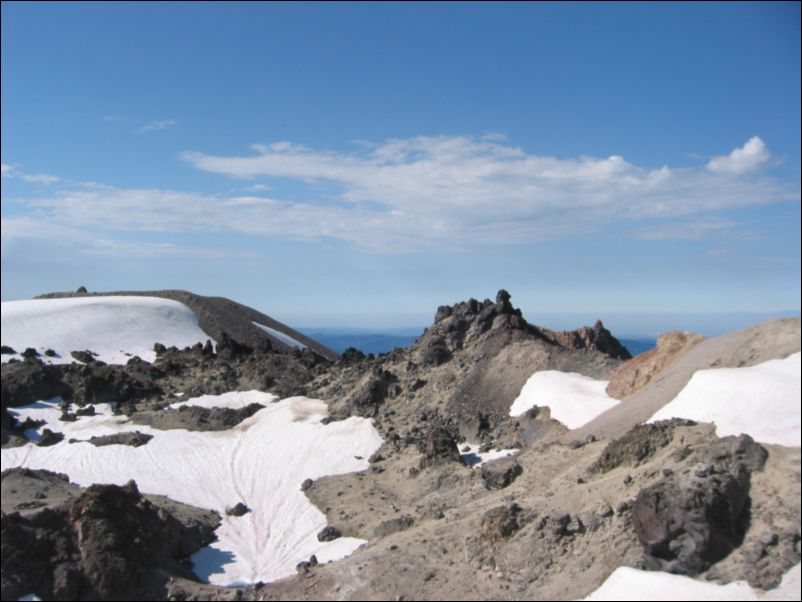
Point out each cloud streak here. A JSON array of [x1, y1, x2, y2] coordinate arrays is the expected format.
[[138, 119, 177, 134], [1, 163, 60, 185], [3, 136, 798, 253]]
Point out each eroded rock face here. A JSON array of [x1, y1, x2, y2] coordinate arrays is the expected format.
[[591, 420, 693, 473], [82, 431, 154, 448], [131, 402, 264, 432], [72, 364, 161, 405], [631, 434, 767, 575], [0, 480, 219, 601], [550, 320, 632, 361], [481, 457, 523, 490], [0, 361, 73, 407], [606, 331, 705, 399], [481, 504, 522, 542], [419, 427, 461, 468]]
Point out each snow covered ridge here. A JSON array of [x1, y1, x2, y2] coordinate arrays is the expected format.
[[1, 391, 384, 586], [648, 352, 801, 448], [1, 296, 213, 365], [252, 321, 307, 350], [511, 352, 801, 448]]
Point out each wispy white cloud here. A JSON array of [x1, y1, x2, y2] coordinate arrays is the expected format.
[[706, 136, 773, 175], [138, 119, 176, 134], [102, 115, 176, 133], [1, 215, 253, 260], [243, 183, 271, 192], [4, 136, 798, 253], [175, 135, 797, 249], [1, 163, 60, 185], [629, 218, 742, 240]]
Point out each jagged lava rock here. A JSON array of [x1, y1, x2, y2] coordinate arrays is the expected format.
[[0, 480, 219, 601], [419, 427, 461, 468], [631, 434, 768, 575], [480, 456, 523, 490]]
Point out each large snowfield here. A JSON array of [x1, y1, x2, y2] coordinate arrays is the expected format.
[[647, 352, 801, 447], [1, 392, 383, 585], [1, 296, 213, 364], [1, 296, 799, 598]]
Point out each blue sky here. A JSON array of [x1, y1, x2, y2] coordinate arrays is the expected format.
[[2, 2, 800, 333]]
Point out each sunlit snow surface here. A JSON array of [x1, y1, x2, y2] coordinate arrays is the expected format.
[[252, 321, 306, 350], [583, 563, 801, 601], [1, 391, 383, 586], [509, 371, 619, 429], [1, 296, 213, 364], [648, 352, 801, 447]]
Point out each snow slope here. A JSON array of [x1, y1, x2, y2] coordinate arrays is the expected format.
[[648, 352, 801, 447], [1, 391, 383, 586], [252, 321, 307, 350], [584, 563, 801, 601], [1, 296, 212, 364], [509, 371, 620, 430]]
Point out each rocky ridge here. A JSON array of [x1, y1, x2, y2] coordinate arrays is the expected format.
[[1, 470, 221, 601], [2, 290, 799, 601]]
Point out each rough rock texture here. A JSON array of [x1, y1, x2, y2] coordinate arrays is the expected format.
[[373, 515, 415, 538], [606, 331, 706, 399], [311, 291, 627, 462], [480, 456, 523, 489], [481, 503, 522, 542], [78, 431, 154, 448], [2, 332, 330, 423], [317, 526, 342, 542], [37, 428, 65, 447], [1, 469, 83, 516], [0, 479, 220, 601], [632, 435, 768, 575], [226, 502, 250, 517], [132, 402, 264, 431], [590, 419, 691, 473], [419, 427, 462, 468], [550, 320, 632, 361], [1, 360, 73, 406]]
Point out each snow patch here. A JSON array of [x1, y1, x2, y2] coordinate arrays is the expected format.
[[584, 562, 801, 601], [1, 392, 383, 586], [460, 443, 517, 468], [648, 352, 801, 447], [1, 296, 213, 365], [510, 371, 619, 430], [252, 321, 306, 350], [169, 390, 278, 410]]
